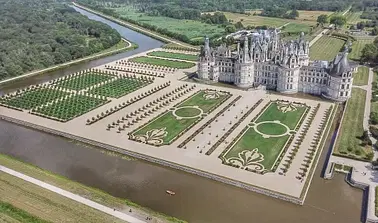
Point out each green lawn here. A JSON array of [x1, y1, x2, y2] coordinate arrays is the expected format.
[[132, 90, 230, 145], [0, 200, 50, 223], [0, 88, 69, 110], [112, 6, 224, 40], [223, 128, 290, 170], [334, 88, 373, 160], [56, 72, 114, 91], [34, 94, 108, 121], [256, 102, 308, 129], [88, 77, 151, 98], [147, 51, 198, 62], [353, 66, 369, 86], [282, 23, 311, 33], [349, 38, 374, 61], [220, 101, 308, 171], [310, 36, 345, 61], [130, 56, 195, 69]]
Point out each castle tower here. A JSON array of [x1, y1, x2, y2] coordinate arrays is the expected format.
[[235, 36, 254, 88], [198, 36, 214, 80]]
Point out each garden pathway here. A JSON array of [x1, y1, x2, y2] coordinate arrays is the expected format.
[[0, 165, 146, 223]]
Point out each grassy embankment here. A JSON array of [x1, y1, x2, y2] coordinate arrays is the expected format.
[[0, 154, 187, 223], [333, 88, 373, 161], [147, 51, 198, 61], [353, 66, 369, 86], [0, 39, 137, 84], [310, 36, 345, 61], [0, 171, 125, 223], [349, 37, 374, 61], [110, 5, 225, 42]]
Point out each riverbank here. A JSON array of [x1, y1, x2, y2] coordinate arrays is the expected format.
[[0, 153, 187, 223], [0, 165, 127, 223], [72, 2, 197, 50], [0, 39, 137, 86]]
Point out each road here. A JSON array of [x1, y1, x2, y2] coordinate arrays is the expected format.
[[72, 2, 197, 50], [0, 165, 146, 223]]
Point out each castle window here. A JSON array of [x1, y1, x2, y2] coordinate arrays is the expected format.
[[290, 84, 293, 89], [346, 91, 349, 96], [300, 77, 303, 81], [323, 79, 327, 84], [340, 92, 344, 97], [341, 84, 344, 89], [347, 84, 349, 89]]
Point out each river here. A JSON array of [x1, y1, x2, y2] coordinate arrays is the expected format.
[[0, 6, 364, 223]]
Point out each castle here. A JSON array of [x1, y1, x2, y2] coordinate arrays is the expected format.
[[197, 30, 357, 101]]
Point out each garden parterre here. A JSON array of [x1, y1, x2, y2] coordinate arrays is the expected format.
[[32, 94, 109, 122], [147, 51, 198, 62], [0, 87, 70, 110], [131, 90, 231, 145], [54, 71, 115, 91], [220, 101, 309, 173], [87, 76, 152, 98], [129, 56, 196, 69]]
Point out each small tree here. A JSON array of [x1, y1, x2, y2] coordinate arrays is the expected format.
[[317, 14, 328, 27], [330, 15, 346, 29]]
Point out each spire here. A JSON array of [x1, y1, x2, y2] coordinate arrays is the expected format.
[[204, 36, 210, 54], [243, 36, 249, 62]]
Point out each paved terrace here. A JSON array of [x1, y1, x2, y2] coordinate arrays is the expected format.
[[0, 48, 334, 202]]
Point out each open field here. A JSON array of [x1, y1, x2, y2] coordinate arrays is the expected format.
[[147, 51, 198, 61], [0, 154, 186, 223], [220, 101, 308, 172], [353, 66, 369, 86], [111, 6, 224, 41], [310, 36, 345, 61], [132, 90, 231, 145], [349, 38, 374, 61], [130, 56, 196, 69], [346, 11, 365, 24], [297, 10, 334, 23], [0, 171, 125, 223], [333, 88, 373, 160]]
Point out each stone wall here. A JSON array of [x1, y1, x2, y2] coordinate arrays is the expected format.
[[0, 114, 305, 205]]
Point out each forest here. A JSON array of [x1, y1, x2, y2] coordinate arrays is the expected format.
[[0, 0, 121, 80]]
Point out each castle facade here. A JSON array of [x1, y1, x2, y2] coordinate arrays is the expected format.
[[197, 30, 357, 101]]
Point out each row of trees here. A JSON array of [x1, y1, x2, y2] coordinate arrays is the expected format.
[[261, 7, 299, 19], [0, 0, 121, 81]]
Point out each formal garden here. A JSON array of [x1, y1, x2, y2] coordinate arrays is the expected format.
[[53, 70, 116, 91], [219, 100, 309, 173], [147, 51, 198, 62], [129, 56, 196, 69], [130, 89, 231, 146], [87, 75, 152, 98], [0, 86, 70, 110], [31, 93, 109, 122]]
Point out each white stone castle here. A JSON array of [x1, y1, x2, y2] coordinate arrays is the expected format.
[[197, 30, 357, 101]]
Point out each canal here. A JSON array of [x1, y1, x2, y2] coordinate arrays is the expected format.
[[0, 5, 364, 223]]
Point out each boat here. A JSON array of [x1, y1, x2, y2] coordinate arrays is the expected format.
[[166, 190, 176, 196]]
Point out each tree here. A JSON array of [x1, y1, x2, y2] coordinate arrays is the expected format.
[[235, 21, 244, 30], [225, 25, 236, 33], [329, 15, 347, 28], [361, 43, 378, 63], [317, 14, 328, 27], [372, 26, 378, 36]]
